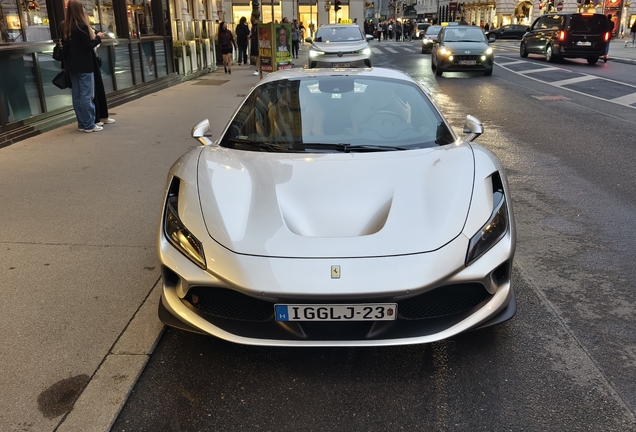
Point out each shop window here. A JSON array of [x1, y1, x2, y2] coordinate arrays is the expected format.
[[127, 0, 154, 38], [260, 1, 281, 24], [232, 5, 251, 28], [0, 0, 51, 42], [298, 5, 316, 35], [329, 5, 348, 25], [0, 53, 41, 122]]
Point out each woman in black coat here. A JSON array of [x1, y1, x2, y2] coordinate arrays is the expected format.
[[62, 0, 104, 132]]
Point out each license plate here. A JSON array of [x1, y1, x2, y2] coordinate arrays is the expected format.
[[275, 304, 397, 321], [458, 60, 476, 65], [577, 41, 592, 46], [332, 62, 351, 67]]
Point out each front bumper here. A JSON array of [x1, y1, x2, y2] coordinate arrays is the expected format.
[[308, 54, 372, 69], [158, 226, 515, 346], [437, 55, 494, 73]]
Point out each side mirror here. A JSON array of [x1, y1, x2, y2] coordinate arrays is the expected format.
[[192, 119, 214, 146], [488, 36, 495, 43], [462, 115, 483, 142], [305, 37, 313, 43]]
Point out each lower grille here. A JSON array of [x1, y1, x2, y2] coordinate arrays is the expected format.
[[397, 283, 491, 320], [186, 288, 274, 322], [185, 283, 492, 323], [454, 55, 479, 61]]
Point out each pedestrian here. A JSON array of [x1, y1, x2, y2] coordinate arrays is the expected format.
[[309, 22, 315, 38], [91, 47, 115, 127], [235, 17, 250, 65], [292, 21, 300, 59], [484, 22, 490, 31], [605, 14, 614, 60], [250, 18, 259, 75], [388, 22, 393, 40], [62, 0, 105, 133], [396, 21, 402, 42], [299, 22, 306, 41], [218, 21, 237, 74], [377, 21, 382, 41], [383, 22, 388, 41], [631, 20, 636, 47]]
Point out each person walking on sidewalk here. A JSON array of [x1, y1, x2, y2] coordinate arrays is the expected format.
[[292, 21, 301, 59], [235, 17, 250, 65], [62, 0, 105, 133], [630, 20, 636, 47], [218, 21, 237, 74], [604, 14, 614, 62], [250, 18, 259, 75]]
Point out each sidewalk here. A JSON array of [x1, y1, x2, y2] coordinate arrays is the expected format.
[[0, 64, 261, 431], [608, 38, 636, 64]]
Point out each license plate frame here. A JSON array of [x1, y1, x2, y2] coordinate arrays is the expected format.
[[275, 304, 397, 321], [332, 62, 351, 67], [577, 41, 592, 46], [458, 60, 477, 65]]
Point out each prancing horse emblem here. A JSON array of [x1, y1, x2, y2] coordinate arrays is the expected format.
[[331, 265, 341, 279]]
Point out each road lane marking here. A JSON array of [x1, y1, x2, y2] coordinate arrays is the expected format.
[[496, 60, 526, 66], [385, 47, 398, 53], [551, 75, 598, 86], [610, 92, 636, 105], [518, 66, 561, 74]]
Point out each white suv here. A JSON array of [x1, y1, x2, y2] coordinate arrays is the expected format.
[[307, 24, 373, 68]]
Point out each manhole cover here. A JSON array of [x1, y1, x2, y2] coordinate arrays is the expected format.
[[531, 95, 571, 101]]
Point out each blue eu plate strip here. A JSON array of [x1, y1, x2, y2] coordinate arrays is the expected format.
[[275, 305, 289, 321]]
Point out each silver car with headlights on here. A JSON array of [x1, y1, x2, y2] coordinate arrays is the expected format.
[[157, 67, 516, 347], [307, 24, 373, 68]]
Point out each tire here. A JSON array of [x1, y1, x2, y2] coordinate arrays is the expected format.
[[435, 65, 443, 76], [520, 41, 528, 58], [587, 56, 599, 65], [545, 44, 558, 63], [484, 67, 493, 76]]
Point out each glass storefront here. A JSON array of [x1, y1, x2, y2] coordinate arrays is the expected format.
[[298, 5, 317, 34], [0, 0, 51, 42], [329, 5, 349, 24]]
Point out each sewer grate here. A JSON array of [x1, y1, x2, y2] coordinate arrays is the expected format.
[[236, 94, 247, 97], [193, 80, 229, 86], [531, 95, 571, 101]]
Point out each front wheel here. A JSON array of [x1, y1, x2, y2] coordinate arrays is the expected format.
[[520, 41, 528, 58]]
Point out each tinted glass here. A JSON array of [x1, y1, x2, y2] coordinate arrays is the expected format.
[[569, 14, 607, 34], [540, 15, 563, 30], [222, 76, 452, 151], [425, 26, 442, 36], [315, 26, 362, 42]]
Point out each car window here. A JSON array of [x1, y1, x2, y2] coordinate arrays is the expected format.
[[442, 27, 486, 42], [314, 26, 363, 42], [543, 15, 563, 30], [418, 24, 429, 30], [425, 26, 442, 36], [569, 14, 607, 34], [222, 76, 453, 151]]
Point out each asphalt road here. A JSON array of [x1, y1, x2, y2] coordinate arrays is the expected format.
[[113, 41, 636, 431]]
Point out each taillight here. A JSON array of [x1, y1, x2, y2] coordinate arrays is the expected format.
[[604, 31, 610, 42], [559, 31, 565, 41]]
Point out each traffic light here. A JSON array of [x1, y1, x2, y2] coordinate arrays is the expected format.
[[403, 3, 407, 11], [335, 0, 341, 11]]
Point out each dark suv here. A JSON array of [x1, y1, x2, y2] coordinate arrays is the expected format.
[[520, 13, 610, 64]]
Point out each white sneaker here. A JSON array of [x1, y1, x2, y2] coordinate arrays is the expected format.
[[95, 122, 104, 126], [84, 125, 104, 133], [102, 118, 116, 124], [253, 70, 259, 75]]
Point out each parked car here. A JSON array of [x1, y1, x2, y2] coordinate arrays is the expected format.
[[485, 24, 528, 40], [307, 24, 373, 68], [157, 67, 516, 347], [431, 25, 494, 76], [421, 25, 442, 53], [520, 13, 610, 64]]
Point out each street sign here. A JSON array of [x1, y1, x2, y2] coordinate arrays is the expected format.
[[556, 2, 563, 10]]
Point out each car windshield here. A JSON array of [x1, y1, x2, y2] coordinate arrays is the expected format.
[[221, 76, 455, 152], [314, 26, 363, 42], [443, 27, 486, 42], [425, 26, 442, 36]]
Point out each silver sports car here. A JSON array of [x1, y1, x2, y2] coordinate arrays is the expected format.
[[157, 67, 516, 347]]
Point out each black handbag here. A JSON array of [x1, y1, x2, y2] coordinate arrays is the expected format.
[[52, 71, 71, 89], [53, 39, 64, 62]]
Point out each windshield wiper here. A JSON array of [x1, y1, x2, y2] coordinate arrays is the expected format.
[[303, 143, 409, 152], [228, 138, 290, 152]]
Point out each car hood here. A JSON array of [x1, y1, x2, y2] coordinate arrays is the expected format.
[[197, 145, 475, 258], [312, 40, 368, 53], [443, 41, 490, 53]]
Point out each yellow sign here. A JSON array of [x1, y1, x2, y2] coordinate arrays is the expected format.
[[43, 19, 49, 25], [340, 19, 353, 24]]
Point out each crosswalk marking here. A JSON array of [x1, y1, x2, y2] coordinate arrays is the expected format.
[[551, 75, 598, 86], [518, 66, 560, 74], [496, 60, 526, 66], [610, 92, 636, 105]]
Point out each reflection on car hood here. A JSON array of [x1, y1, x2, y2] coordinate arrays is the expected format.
[[311, 40, 368, 53], [197, 145, 475, 258], [443, 41, 489, 53]]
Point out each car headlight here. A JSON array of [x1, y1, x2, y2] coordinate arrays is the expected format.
[[422, 39, 431, 44], [485, 47, 493, 55], [163, 178, 206, 269], [440, 47, 452, 56], [359, 47, 371, 56], [465, 179, 508, 266], [309, 49, 325, 58]]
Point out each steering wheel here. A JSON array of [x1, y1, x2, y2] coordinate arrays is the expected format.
[[367, 110, 404, 123]]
